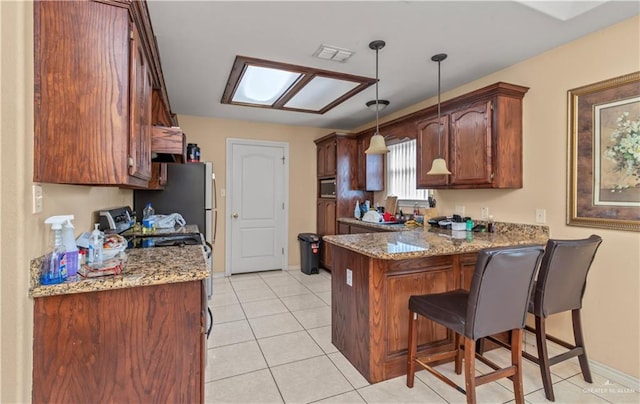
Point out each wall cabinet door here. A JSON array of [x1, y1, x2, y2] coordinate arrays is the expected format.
[[129, 22, 153, 181], [317, 199, 336, 269], [317, 139, 337, 177], [353, 134, 384, 191], [416, 115, 450, 188], [449, 100, 493, 186]]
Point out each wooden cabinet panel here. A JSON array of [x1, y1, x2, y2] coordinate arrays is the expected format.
[[386, 268, 454, 354], [353, 133, 384, 191], [129, 22, 153, 181], [32, 281, 204, 403], [450, 100, 493, 185], [316, 138, 337, 177], [317, 199, 336, 269], [416, 115, 450, 188]]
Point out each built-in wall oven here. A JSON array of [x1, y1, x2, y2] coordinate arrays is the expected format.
[[319, 178, 336, 198]]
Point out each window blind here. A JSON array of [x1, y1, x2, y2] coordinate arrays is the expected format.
[[387, 140, 429, 200]]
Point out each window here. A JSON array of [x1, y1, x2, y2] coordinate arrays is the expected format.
[[387, 140, 429, 200]]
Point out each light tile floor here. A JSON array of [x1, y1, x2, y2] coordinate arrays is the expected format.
[[206, 268, 638, 404]]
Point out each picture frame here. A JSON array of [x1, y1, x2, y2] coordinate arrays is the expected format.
[[567, 71, 640, 232]]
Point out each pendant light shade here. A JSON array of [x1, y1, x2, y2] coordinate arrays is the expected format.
[[427, 157, 451, 175], [365, 40, 389, 155], [426, 53, 451, 175]]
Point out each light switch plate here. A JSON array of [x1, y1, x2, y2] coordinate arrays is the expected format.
[[535, 209, 546, 223], [32, 184, 43, 214], [480, 207, 489, 219], [346, 268, 353, 286]]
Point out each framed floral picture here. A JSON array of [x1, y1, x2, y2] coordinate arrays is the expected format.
[[567, 71, 640, 232]]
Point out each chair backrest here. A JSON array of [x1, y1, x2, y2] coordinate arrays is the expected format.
[[533, 235, 602, 317], [466, 245, 545, 340]]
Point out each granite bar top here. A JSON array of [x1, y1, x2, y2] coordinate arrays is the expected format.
[[29, 244, 209, 298], [323, 222, 549, 260]]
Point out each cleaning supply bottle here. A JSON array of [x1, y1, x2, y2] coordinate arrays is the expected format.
[[354, 200, 361, 220], [142, 202, 155, 234], [62, 216, 79, 277], [42, 215, 71, 285], [87, 224, 104, 266]]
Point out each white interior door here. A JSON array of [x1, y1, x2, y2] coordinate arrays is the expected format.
[[226, 140, 288, 275]]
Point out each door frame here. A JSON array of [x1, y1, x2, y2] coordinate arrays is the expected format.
[[224, 138, 290, 277]]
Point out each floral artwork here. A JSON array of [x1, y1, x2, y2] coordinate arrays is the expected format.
[[604, 111, 640, 191], [568, 72, 640, 232]]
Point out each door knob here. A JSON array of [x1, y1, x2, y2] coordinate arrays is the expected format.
[[232, 213, 239, 218]]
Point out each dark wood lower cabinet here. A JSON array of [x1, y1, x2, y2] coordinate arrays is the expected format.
[[32, 281, 205, 403], [331, 246, 478, 383]]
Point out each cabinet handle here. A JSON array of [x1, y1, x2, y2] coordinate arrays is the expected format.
[[128, 156, 134, 167]]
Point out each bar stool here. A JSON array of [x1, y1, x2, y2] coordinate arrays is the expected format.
[[523, 235, 602, 401], [406, 245, 544, 404]]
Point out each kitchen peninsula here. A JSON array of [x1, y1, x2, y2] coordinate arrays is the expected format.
[[29, 244, 209, 403], [323, 223, 548, 383]]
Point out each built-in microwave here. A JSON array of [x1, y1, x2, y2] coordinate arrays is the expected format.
[[319, 179, 336, 198]]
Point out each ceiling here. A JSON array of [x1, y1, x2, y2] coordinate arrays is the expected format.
[[147, 1, 639, 131]]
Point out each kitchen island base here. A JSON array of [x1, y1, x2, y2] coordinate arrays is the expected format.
[[331, 245, 478, 383]]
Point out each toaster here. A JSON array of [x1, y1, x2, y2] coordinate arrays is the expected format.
[[98, 206, 134, 233]]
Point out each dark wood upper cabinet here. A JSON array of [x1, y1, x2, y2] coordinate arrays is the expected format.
[[416, 115, 450, 188], [316, 138, 337, 178], [33, 0, 173, 188], [353, 132, 384, 192], [416, 82, 528, 189]]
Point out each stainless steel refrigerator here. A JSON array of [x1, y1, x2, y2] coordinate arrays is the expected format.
[[133, 162, 216, 244]]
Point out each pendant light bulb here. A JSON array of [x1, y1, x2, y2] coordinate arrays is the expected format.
[[365, 40, 389, 155], [427, 53, 451, 175]]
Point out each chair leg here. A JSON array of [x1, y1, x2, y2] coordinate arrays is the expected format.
[[454, 332, 462, 375], [535, 316, 555, 401], [407, 311, 417, 388], [572, 309, 593, 383], [511, 329, 525, 404], [464, 338, 477, 404]]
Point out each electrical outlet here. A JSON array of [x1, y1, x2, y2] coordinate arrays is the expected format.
[[455, 205, 465, 216], [535, 209, 546, 224], [32, 184, 43, 214], [480, 207, 490, 219], [346, 268, 353, 287], [220, 188, 226, 197]]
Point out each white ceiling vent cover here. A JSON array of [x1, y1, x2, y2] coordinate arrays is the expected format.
[[313, 44, 355, 62]]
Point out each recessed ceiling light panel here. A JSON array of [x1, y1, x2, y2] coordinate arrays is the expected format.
[[221, 56, 375, 114]]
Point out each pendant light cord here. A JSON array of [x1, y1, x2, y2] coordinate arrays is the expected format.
[[437, 58, 441, 158], [375, 47, 380, 135]]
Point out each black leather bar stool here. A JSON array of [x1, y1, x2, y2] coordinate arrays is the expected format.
[[523, 235, 603, 401], [406, 245, 544, 404]]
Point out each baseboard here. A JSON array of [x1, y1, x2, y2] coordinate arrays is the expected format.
[[589, 359, 640, 391], [212, 272, 226, 279], [287, 265, 301, 271]]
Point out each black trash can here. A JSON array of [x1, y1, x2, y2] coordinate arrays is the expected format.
[[298, 233, 320, 275]]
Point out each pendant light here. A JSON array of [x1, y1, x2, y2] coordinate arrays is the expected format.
[[365, 40, 389, 155], [427, 53, 452, 175]]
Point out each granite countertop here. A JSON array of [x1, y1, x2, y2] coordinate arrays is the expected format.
[[324, 222, 549, 260], [121, 224, 201, 237], [29, 244, 209, 298], [338, 217, 410, 231]]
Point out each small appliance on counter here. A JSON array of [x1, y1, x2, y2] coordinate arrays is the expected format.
[[98, 206, 135, 234]]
